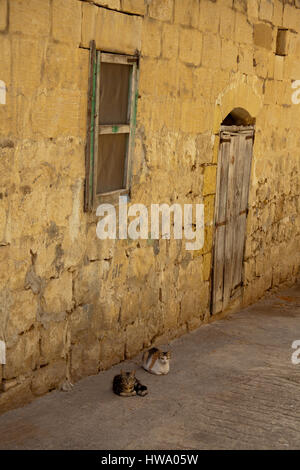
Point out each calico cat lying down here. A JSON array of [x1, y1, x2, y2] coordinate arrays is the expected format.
[[113, 370, 148, 397], [142, 347, 171, 375]]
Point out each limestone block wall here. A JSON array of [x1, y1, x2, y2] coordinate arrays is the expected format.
[[0, 0, 299, 412]]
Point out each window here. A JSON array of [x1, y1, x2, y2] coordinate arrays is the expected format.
[[84, 41, 139, 211], [276, 28, 288, 56]]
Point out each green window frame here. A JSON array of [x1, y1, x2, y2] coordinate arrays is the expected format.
[[84, 40, 139, 211]]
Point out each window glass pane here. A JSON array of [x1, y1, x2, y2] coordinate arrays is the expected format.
[[97, 133, 128, 194], [99, 63, 131, 125]]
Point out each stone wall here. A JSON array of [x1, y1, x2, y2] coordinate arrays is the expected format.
[[0, 0, 299, 413]]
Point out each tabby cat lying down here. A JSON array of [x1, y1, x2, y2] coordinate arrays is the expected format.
[[113, 370, 148, 397]]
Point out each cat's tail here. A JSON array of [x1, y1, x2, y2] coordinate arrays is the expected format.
[[142, 350, 149, 364], [136, 382, 148, 397]]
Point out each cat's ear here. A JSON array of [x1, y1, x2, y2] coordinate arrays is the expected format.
[[130, 370, 136, 377]]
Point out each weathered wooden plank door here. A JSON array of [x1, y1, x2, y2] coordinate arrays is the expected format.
[[212, 125, 254, 315]]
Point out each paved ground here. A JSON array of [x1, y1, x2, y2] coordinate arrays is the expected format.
[[0, 283, 299, 450]]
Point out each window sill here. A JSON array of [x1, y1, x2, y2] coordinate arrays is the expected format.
[[94, 188, 130, 208]]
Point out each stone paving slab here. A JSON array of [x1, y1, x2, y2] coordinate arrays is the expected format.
[[0, 283, 299, 450]]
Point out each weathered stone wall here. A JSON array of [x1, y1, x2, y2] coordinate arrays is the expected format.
[[0, 0, 299, 412]]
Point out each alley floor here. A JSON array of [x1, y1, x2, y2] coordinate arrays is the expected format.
[[0, 282, 299, 450]]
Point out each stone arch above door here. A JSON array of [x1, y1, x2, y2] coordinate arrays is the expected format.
[[213, 82, 262, 134]]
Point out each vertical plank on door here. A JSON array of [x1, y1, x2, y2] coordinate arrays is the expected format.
[[212, 133, 231, 315], [233, 131, 254, 289], [223, 133, 239, 309], [231, 132, 246, 293]]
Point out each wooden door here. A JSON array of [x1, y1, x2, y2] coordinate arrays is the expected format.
[[212, 125, 254, 315]]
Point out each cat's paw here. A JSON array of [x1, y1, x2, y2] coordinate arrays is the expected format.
[[120, 391, 136, 397]]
